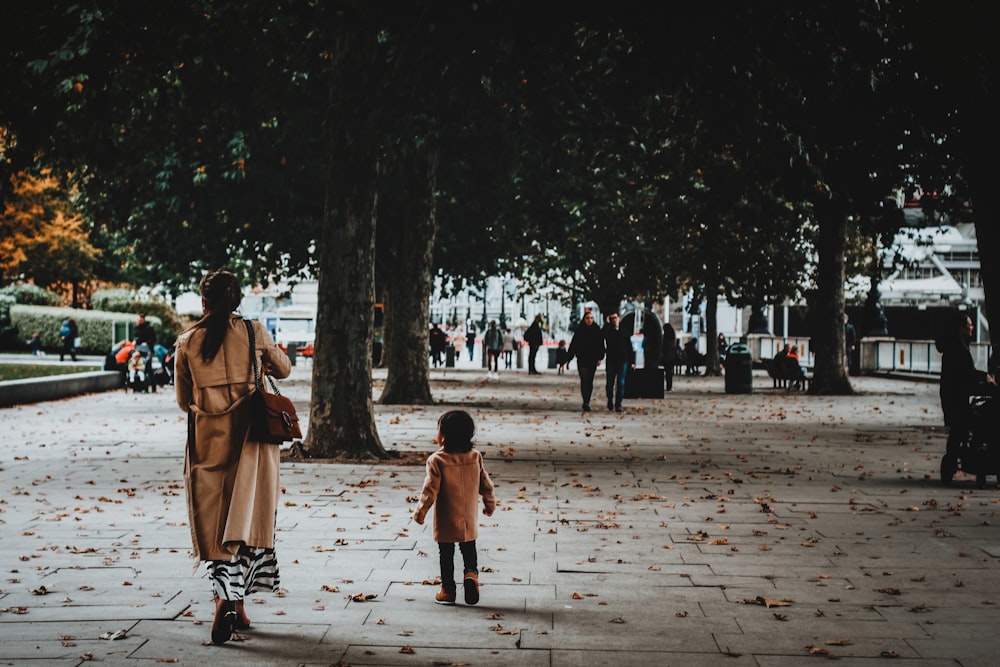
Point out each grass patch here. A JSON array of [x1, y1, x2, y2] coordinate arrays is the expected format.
[[0, 364, 97, 381]]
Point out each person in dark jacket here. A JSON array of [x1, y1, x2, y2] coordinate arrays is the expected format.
[[936, 310, 995, 456], [566, 311, 604, 412], [602, 313, 634, 412], [429, 324, 447, 368], [58, 318, 78, 362], [134, 313, 157, 348], [524, 315, 544, 375], [661, 322, 677, 392]]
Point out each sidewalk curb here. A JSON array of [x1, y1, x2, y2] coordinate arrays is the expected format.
[[0, 370, 123, 407]]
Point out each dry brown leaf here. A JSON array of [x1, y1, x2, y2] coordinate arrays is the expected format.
[[825, 637, 853, 646]]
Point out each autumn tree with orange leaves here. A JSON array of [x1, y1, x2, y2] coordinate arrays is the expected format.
[[1, 170, 100, 306]]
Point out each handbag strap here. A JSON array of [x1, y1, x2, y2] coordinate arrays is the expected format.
[[244, 319, 282, 395]]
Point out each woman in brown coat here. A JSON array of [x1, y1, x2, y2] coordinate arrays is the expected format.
[[413, 410, 496, 606], [174, 270, 291, 644]]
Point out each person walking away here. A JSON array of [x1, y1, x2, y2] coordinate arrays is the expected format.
[[936, 310, 996, 461], [844, 314, 858, 375], [524, 314, 544, 375], [502, 328, 515, 369], [566, 311, 604, 412], [58, 318, 79, 362], [429, 324, 447, 368], [452, 326, 466, 363], [413, 410, 496, 606], [603, 313, 633, 412], [556, 340, 569, 374], [484, 320, 502, 378], [661, 322, 677, 392], [174, 270, 291, 645], [466, 326, 477, 362]]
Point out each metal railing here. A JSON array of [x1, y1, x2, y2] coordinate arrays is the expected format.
[[746, 334, 991, 376], [860, 338, 991, 375]]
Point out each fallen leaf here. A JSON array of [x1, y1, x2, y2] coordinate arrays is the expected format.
[[825, 637, 853, 646]]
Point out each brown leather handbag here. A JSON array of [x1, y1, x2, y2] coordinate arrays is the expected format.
[[244, 320, 302, 444]]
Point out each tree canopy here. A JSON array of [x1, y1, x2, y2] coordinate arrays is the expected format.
[[2, 1, 996, 457]]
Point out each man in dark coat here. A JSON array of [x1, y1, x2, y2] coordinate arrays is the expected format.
[[567, 311, 604, 412], [134, 313, 157, 348], [844, 314, 858, 375], [661, 322, 677, 392], [602, 313, 634, 412], [524, 315, 544, 375], [429, 324, 448, 368]]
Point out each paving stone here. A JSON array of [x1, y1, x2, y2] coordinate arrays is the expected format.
[[2, 370, 997, 666]]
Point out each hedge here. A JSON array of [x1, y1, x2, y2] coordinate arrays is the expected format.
[[8, 305, 164, 355]]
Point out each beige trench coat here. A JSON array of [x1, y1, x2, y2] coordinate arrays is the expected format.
[[414, 448, 496, 543], [175, 315, 291, 562]]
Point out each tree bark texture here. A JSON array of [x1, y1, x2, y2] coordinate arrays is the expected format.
[[304, 14, 387, 459], [964, 100, 999, 341], [810, 203, 853, 394], [379, 145, 439, 405]]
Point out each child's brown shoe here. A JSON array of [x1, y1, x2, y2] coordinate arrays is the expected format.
[[435, 587, 456, 605], [463, 571, 480, 605]]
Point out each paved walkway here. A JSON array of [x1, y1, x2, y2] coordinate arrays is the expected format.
[[1, 365, 997, 666]]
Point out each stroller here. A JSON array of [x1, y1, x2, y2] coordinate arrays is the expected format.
[[941, 393, 1000, 489]]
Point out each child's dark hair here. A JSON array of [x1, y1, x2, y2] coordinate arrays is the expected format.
[[438, 410, 476, 453]]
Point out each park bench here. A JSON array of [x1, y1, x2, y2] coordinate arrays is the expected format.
[[763, 357, 811, 391]]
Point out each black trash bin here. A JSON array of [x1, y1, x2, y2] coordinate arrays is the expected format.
[[445, 343, 456, 368], [724, 343, 752, 394], [287, 342, 298, 367]]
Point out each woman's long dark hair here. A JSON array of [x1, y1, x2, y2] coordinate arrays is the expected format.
[[196, 270, 242, 363]]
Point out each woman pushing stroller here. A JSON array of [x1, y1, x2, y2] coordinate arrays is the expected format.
[[936, 310, 996, 484]]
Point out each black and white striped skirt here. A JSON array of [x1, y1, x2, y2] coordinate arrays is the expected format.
[[209, 546, 280, 600]]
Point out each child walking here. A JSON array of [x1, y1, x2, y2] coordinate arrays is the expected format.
[[556, 339, 569, 374], [413, 410, 496, 605]]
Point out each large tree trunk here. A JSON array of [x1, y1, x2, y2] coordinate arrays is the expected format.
[[304, 12, 387, 460], [810, 202, 853, 394], [379, 145, 439, 405], [704, 286, 721, 376], [963, 89, 999, 341]]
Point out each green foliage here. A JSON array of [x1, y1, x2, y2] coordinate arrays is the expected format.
[[0, 283, 63, 306], [89, 289, 183, 342], [0, 294, 15, 348], [8, 304, 162, 354]]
